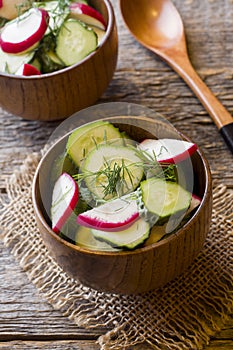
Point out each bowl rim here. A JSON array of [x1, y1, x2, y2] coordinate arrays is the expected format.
[[0, 0, 115, 79], [32, 116, 212, 258]]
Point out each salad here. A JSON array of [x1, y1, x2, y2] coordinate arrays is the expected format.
[[49, 120, 201, 252], [0, 0, 107, 75]]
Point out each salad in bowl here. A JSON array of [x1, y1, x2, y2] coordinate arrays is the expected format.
[[33, 103, 212, 294]]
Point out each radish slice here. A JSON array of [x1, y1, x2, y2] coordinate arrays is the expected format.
[[51, 173, 79, 234], [69, 3, 107, 30], [0, 1, 3, 8], [77, 194, 139, 231], [188, 193, 201, 214], [0, 8, 49, 54], [15, 63, 41, 76], [138, 138, 197, 163]]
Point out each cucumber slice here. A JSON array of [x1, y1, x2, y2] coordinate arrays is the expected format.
[[141, 178, 191, 220], [82, 144, 144, 200], [66, 121, 123, 167], [75, 226, 120, 251], [88, 25, 106, 46], [91, 218, 150, 249], [0, 46, 34, 74], [47, 50, 64, 65], [56, 19, 97, 66]]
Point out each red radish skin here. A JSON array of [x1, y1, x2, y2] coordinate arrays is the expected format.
[[51, 173, 79, 234], [188, 193, 201, 213], [69, 3, 107, 30], [77, 195, 139, 231], [0, 8, 49, 54], [0, 1, 2, 8], [138, 138, 197, 163], [16, 63, 41, 76]]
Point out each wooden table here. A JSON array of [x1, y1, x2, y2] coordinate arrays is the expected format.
[[0, 0, 232, 349]]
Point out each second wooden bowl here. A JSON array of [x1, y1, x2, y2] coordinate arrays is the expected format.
[[0, 0, 118, 121]]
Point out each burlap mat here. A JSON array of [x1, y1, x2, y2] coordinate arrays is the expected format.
[[0, 153, 232, 350]]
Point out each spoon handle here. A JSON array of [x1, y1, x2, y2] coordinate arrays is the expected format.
[[166, 53, 233, 153]]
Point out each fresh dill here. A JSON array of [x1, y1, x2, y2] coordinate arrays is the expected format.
[[16, 0, 33, 17], [73, 145, 177, 200], [157, 145, 168, 158], [134, 147, 177, 182], [73, 158, 135, 199]]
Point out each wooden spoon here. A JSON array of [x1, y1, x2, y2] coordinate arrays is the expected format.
[[120, 0, 233, 153]]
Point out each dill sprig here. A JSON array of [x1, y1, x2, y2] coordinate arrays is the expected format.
[[100, 158, 134, 198], [73, 143, 177, 201], [134, 147, 177, 182], [16, 0, 33, 17], [73, 158, 136, 199]]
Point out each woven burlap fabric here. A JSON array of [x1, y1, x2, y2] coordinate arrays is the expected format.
[[0, 153, 232, 350]]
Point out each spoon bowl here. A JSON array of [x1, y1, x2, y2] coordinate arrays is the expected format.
[[121, 0, 183, 49], [120, 0, 233, 153]]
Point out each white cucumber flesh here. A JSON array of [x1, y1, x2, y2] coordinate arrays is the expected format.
[[56, 19, 97, 66], [82, 144, 144, 199], [91, 218, 150, 249], [141, 177, 191, 220]]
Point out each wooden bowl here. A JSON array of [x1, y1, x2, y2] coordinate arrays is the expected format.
[[0, 0, 117, 121], [32, 109, 212, 294]]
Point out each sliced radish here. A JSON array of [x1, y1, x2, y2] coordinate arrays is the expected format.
[[51, 173, 79, 234], [138, 138, 197, 163], [0, 8, 49, 54], [69, 3, 107, 30], [188, 193, 201, 214], [0, 0, 3, 8], [77, 194, 139, 231], [15, 63, 41, 76]]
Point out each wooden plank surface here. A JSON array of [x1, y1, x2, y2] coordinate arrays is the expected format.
[[0, 0, 232, 349]]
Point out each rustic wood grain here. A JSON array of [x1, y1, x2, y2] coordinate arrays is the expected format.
[[0, 0, 232, 348]]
